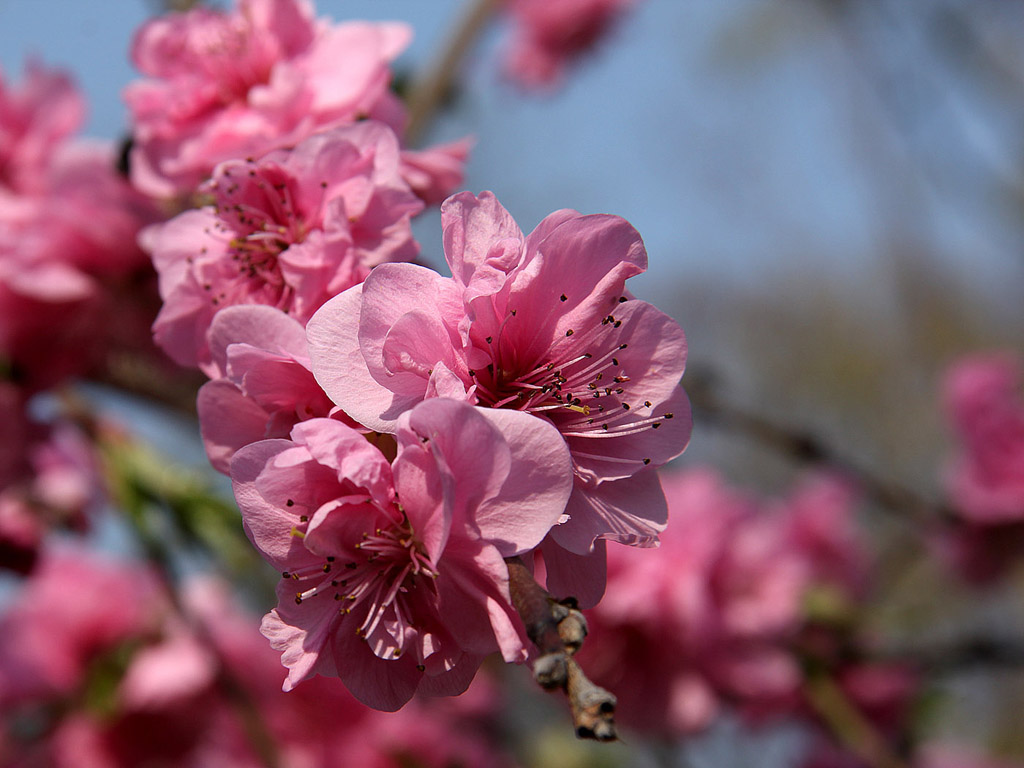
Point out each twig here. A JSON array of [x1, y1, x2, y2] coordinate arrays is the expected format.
[[804, 671, 909, 768], [403, 0, 503, 146], [879, 636, 1024, 675], [505, 556, 617, 741]]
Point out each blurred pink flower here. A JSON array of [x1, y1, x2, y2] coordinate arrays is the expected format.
[[307, 190, 691, 605], [920, 745, 1024, 768], [944, 353, 1024, 525], [143, 121, 422, 372], [124, 0, 411, 197], [579, 468, 869, 736], [502, 0, 635, 88], [231, 399, 572, 709], [0, 548, 163, 705], [939, 354, 1024, 582], [0, 60, 84, 194], [0, 62, 159, 393]]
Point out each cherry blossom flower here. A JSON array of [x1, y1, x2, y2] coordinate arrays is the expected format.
[[502, 0, 636, 89], [943, 353, 1024, 525], [1, 62, 158, 393], [142, 121, 422, 373], [938, 354, 1024, 582], [231, 399, 572, 709], [124, 0, 412, 198], [0, 548, 163, 705], [0, 60, 84, 194], [306, 190, 691, 605]]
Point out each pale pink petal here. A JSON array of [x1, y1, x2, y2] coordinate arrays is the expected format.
[[306, 283, 426, 432], [198, 379, 275, 473], [552, 469, 668, 554], [441, 191, 524, 291], [231, 438, 323, 570], [474, 407, 573, 555]]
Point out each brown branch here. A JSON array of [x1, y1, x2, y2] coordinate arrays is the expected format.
[[878, 636, 1024, 675], [403, 0, 503, 146], [505, 556, 617, 741]]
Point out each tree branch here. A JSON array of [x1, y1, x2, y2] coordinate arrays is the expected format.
[[505, 556, 617, 741], [403, 0, 502, 146]]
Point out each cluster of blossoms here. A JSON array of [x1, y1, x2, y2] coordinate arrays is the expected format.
[[127, 0, 691, 712], [940, 353, 1024, 582], [0, 545, 519, 768], [6, 0, 1022, 764], [0, 62, 157, 571], [577, 468, 919, 766], [124, 0, 469, 204], [193, 190, 692, 708]]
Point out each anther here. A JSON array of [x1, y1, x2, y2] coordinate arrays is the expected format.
[[560, 294, 568, 302]]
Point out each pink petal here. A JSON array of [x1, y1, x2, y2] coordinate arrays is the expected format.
[[197, 379, 274, 474], [551, 469, 668, 554], [330, 617, 422, 711], [306, 283, 424, 432], [208, 304, 309, 377], [474, 408, 574, 556], [441, 191, 524, 290], [231, 439, 322, 571]]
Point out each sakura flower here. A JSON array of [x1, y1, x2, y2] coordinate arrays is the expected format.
[[937, 354, 1024, 582], [502, 0, 636, 89], [142, 121, 422, 373], [197, 305, 341, 473], [0, 62, 159, 392], [0, 60, 84, 194], [943, 353, 1024, 526], [0, 547, 162, 705], [231, 398, 572, 710], [577, 469, 806, 734], [306, 190, 691, 604], [124, 0, 414, 198]]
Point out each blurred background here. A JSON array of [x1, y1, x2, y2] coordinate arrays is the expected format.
[[1, 0, 1023, 766]]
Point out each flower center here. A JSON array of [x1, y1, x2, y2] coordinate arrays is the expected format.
[[284, 517, 437, 659], [204, 165, 309, 310], [468, 302, 675, 469]]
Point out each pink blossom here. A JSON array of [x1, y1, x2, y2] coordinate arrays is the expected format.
[[0, 63, 159, 392], [184, 578, 518, 768], [0, 548, 163, 705], [943, 353, 1024, 525], [577, 470, 805, 734], [143, 122, 423, 372], [502, 0, 635, 89], [0, 60, 84, 194], [920, 745, 1024, 768], [0, 494, 43, 575], [124, 0, 415, 198], [307, 190, 691, 605], [938, 354, 1024, 582], [197, 305, 342, 473], [578, 469, 869, 736], [231, 399, 572, 709]]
